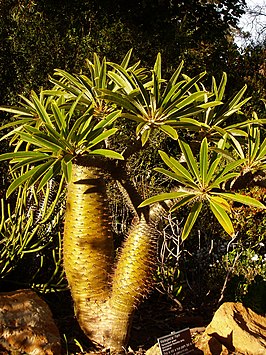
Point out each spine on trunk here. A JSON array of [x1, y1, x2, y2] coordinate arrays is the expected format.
[[63, 163, 114, 340], [108, 216, 157, 348]]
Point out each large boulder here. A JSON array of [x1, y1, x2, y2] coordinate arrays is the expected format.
[[195, 302, 266, 354], [0, 289, 61, 354]]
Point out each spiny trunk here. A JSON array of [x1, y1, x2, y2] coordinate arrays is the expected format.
[[63, 162, 114, 345], [107, 217, 157, 350], [63, 160, 162, 352]]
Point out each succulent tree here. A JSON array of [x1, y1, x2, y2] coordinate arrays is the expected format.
[[0, 52, 265, 353]]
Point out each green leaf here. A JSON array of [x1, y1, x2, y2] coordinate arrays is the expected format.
[[205, 155, 223, 185], [12, 155, 51, 171], [181, 201, 202, 240], [215, 72, 227, 101], [209, 198, 235, 236], [19, 130, 64, 152], [216, 192, 266, 209], [209, 195, 231, 212], [168, 61, 184, 87], [6, 161, 53, 197], [159, 125, 178, 140], [139, 191, 193, 208], [38, 160, 62, 190], [141, 128, 151, 146], [256, 137, 266, 160], [0, 151, 46, 162], [153, 53, 161, 81], [101, 90, 139, 113], [170, 194, 197, 212], [200, 138, 208, 185], [61, 158, 72, 183], [178, 139, 200, 181], [94, 110, 121, 130], [209, 172, 239, 189], [91, 149, 124, 160], [154, 167, 199, 189], [197, 101, 223, 109], [159, 150, 195, 183], [108, 71, 135, 94], [31, 92, 53, 126], [120, 48, 133, 68], [28, 160, 57, 187], [88, 128, 118, 148]]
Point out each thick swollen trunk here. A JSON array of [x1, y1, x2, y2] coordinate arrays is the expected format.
[[63, 160, 159, 352], [108, 217, 157, 349], [63, 162, 114, 345]]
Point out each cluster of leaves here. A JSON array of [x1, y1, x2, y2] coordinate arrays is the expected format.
[[0, 174, 66, 292]]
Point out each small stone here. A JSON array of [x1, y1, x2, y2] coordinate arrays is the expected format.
[[0, 289, 61, 354]]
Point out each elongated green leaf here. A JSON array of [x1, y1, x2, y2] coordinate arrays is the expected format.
[[168, 61, 184, 87], [205, 155, 223, 184], [38, 160, 62, 190], [31, 92, 53, 126], [173, 71, 206, 101], [209, 195, 231, 212], [256, 137, 266, 160], [107, 62, 137, 91], [19, 130, 65, 152], [139, 191, 193, 208], [248, 124, 260, 162], [101, 90, 139, 113], [182, 201, 202, 240], [108, 71, 135, 94], [200, 138, 208, 185], [222, 158, 246, 175], [28, 160, 57, 187], [170, 194, 197, 212], [0, 151, 46, 162], [67, 112, 93, 142], [159, 125, 178, 140], [12, 155, 51, 171], [51, 101, 67, 134], [141, 128, 151, 146], [216, 72, 227, 100], [154, 167, 199, 189], [132, 72, 150, 108], [0, 106, 33, 117], [209, 172, 239, 189], [227, 85, 247, 109], [88, 128, 118, 148], [153, 53, 161, 81], [120, 48, 133, 68], [61, 158, 72, 183], [158, 150, 195, 183], [216, 192, 266, 209], [175, 92, 206, 110], [94, 109, 122, 130], [197, 101, 223, 109], [6, 163, 47, 197], [209, 199, 234, 236], [91, 149, 124, 160], [178, 139, 200, 181]]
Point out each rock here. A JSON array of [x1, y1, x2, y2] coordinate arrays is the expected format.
[[146, 343, 160, 355], [195, 302, 266, 355], [0, 289, 61, 354]]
